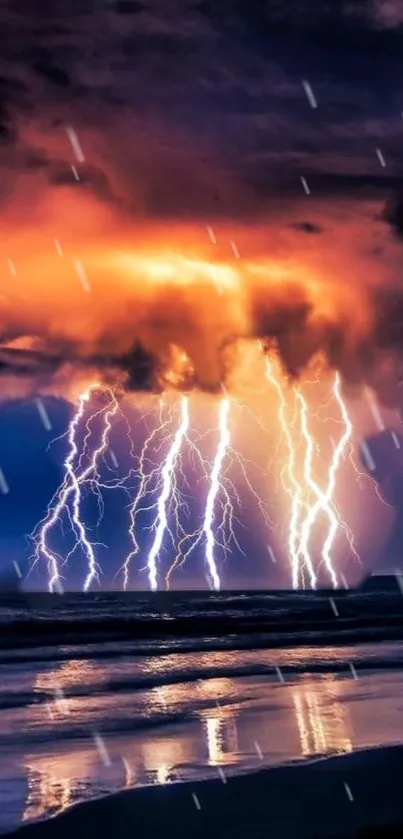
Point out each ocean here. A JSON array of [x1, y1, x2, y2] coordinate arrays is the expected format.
[[1, 580, 403, 835]]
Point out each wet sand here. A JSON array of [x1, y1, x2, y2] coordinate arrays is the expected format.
[[7, 745, 403, 839]]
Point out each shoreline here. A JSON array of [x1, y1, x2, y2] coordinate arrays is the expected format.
[[3, 616, 403, 655], [1, 583, 403, 654], [7, 745, 403, 839]]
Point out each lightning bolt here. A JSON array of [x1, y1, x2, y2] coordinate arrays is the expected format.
[[263, 343, 357, 588], [322, 374, 354, 580], [165, 396, 239, 590], [348, 439, 392, 511], [28, 343, 362, 593], [30, 386, 119, 592], [81, 391, 120, 591], [297, 372, 352, 589], [264, 356, 316, 589], [203, 397, 230, 590], [146, 395, 190, 591], [30, 387, 94, 592], [120, 396, 175, 590]]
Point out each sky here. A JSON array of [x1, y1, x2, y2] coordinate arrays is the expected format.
[[2, 0, 403, 590]]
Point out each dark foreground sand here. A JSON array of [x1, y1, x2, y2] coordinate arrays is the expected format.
[[7, 746, 403, 839]]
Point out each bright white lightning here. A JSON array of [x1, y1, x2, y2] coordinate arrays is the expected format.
[[146, 396, 189, 591], [164, 398, 244, 589], [30, 387, 119, 592], [321, 374, 354, 579], [121, 398, 174, 590], [264, 356, 315, 589], [82, 392, 120, 591], [31, 388, 92, 592], [164, 397, 236, 590], [297, 372, 352, 589], [202, 398, 230, 591]]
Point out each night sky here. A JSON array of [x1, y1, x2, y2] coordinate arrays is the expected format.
[[2, 0, 403, 590]]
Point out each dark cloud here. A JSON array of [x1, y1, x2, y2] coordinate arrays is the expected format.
[[114, 1, 145, 14], [31, 59, 71, 88], [0, 0, 402, 221], [0, 347, 68, 392], [290, 221, 323, 234], [257, 299, 361, 384], [48, 161, 120, 204], [286, 173, 403, 197], [0, 73, 28, 143], [372, 287, 403, 363], [117, 342, 159, 391], [0, 339, 209, 395], [381, 191, 403, 239]]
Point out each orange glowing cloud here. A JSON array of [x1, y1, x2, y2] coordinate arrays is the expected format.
[[0, 95, 402, 411], [0, 184, 401, 408]]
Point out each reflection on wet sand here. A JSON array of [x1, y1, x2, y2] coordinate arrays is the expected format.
[[33, 659, 100, 722], [21, 706, 241, 822], [22, 669, 353, 825], [23, 660, 99, 821], [34, 660, 99, 694], [203, 712, 239, 765], [22, 735, 194, 822], [130, 737, 192, 785], [23, 759, 74, 823], [156, 765, 170, 785], [292, 675, 353, 757]]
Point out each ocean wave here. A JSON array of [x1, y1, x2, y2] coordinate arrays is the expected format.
[[2, 621, 403, 665], [0, 708, 198, 746], [2, 609, 403, 639], [1, 587, 403, 664], [2, 650, 403, 711], [0, 586, 399, 628], [0, 692, 246, 746]]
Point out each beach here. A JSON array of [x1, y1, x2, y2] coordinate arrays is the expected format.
[[7, 745, 403, 839], [1, 586, 403, 838]]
